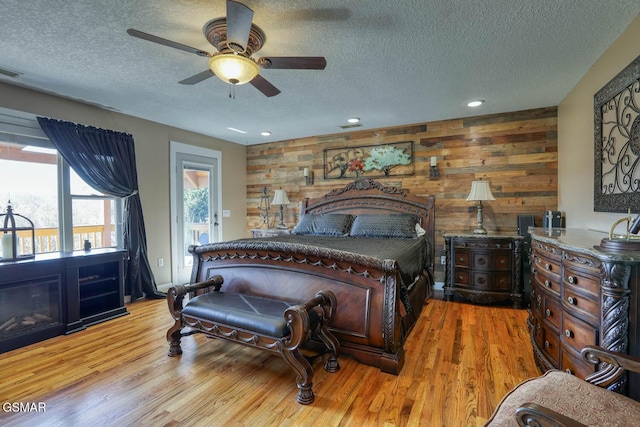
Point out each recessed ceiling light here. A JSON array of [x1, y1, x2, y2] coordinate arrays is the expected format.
[[347, 117, 360, 124], [227, 127, 248, 134], [467, 99, 485, 107], [260, 131, 271, 136]]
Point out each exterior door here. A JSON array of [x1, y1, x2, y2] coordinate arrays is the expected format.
[[170, 142, 221, 285]]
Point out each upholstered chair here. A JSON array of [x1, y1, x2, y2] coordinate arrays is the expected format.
[[485, 345, 640, 426]]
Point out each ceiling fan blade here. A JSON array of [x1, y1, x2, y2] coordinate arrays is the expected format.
[[127, 29, 211, 57], [226, 0, 254, 50], [178, 70, 215, 85], [259, 57, 327, 70], [250, 75, 281, 97]]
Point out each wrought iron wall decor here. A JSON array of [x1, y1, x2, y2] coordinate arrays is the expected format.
[[594, 54, 640, 212], [323, 141, 413, 180]]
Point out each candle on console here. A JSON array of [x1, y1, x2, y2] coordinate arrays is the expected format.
[[1, 233, 14, 258], [430, 156, 437, 167]]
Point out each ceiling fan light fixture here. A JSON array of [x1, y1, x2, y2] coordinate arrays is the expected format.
[[209, 54, 259, 85]]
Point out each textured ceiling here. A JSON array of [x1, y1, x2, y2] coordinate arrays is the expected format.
[[0, 0, 639, 145]]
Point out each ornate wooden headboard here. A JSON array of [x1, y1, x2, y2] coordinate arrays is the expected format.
[[301, 178, 436, 275]]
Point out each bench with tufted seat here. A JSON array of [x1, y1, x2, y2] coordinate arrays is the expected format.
[[166, 275, 340, 404]]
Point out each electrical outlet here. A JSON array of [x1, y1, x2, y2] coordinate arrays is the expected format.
[[440, 255, 446, 265], [157, 257, 164, 267]]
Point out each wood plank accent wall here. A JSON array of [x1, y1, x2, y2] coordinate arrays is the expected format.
[[246, 107, 558, 281]]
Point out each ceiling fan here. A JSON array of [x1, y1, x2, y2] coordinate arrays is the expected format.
[[127, 0, 326, 97]]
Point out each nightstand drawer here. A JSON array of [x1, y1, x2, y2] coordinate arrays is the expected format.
[[453, 270, 470, 286], [472, 272, 511, 291], [493, 252, 511, 270], [454, 251, 470, 267]]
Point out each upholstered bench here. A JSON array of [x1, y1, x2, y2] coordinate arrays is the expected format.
[[166, 275, 340, 404]]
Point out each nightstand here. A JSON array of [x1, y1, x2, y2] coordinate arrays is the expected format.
[[250, 228, 291, 238], [443, 233, 524, 308]]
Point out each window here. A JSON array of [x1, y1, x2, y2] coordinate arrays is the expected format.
[[0, 109, 122, 254], [69, 167, 120, 251], [0, 142, 60, 253]]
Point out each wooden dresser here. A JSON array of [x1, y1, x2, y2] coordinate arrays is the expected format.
[[443, 233, 524, 308], [529, 228, 640, 398]]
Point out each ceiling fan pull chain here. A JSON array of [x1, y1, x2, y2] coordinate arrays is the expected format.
[[229, 84, 236, 99]]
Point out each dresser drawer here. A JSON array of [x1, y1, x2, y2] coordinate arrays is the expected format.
[[563, 268, 600, 299], [533, 253, 562, 279], [534, 321, 560, 366], [533, 269, 561, 297], [563, 284, 598, 324], [542, 292, 562, 331], [561, 311, 597, 354], [562, 346, 596, 379]]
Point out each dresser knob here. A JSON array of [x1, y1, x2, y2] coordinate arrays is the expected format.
[[544, 340, 550, 348], [499, 259, 506, 265], [567, 296, 576, 305], [565, 329, 573, 338], [459, 257, 464, 262], [568, 275, 576, 284], [545, 263, 551, 271], [544, 280, 551, 288], [566, 369, 573, 375], [545, 309, 551, 317]]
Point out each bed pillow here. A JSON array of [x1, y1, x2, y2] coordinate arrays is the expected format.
[[291, 213, 354, 236], [349, 214, 419, 238]]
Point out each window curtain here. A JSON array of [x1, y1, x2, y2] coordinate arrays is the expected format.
[[37, 117, 164, 300]]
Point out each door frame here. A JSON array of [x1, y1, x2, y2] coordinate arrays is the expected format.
[[170, 141, 222, 285]]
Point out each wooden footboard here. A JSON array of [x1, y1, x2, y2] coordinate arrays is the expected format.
[[189, 243, 431, 374]]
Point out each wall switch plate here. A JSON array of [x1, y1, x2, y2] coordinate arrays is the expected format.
[[440, 255, 446, 265], [157, 257, 164, 267], [222, 209, 231, 217]]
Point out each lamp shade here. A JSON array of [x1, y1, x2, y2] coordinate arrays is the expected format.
[[272, 189, 290, 206], [466, 180, 496, 201], [209, 54, 259, 85]]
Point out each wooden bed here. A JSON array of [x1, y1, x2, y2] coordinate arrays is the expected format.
[[188, 179, 435, 374]]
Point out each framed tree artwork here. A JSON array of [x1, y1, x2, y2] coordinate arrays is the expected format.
[[594, 54, 640, 212], [323, 141, 414, 180]]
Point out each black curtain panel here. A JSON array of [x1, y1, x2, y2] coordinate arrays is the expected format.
[[37, 117, 164, 300]]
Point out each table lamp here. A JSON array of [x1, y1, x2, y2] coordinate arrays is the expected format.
[[272, 189, 290, 229], [466, 180, 495, 234]]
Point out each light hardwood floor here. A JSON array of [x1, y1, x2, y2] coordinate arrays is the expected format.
[[0, 297, 538, 426]]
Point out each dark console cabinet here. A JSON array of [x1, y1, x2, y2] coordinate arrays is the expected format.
[[0, 248, 128, 353]]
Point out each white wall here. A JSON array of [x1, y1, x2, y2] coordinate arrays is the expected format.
[[558, 14, 640, 232]]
